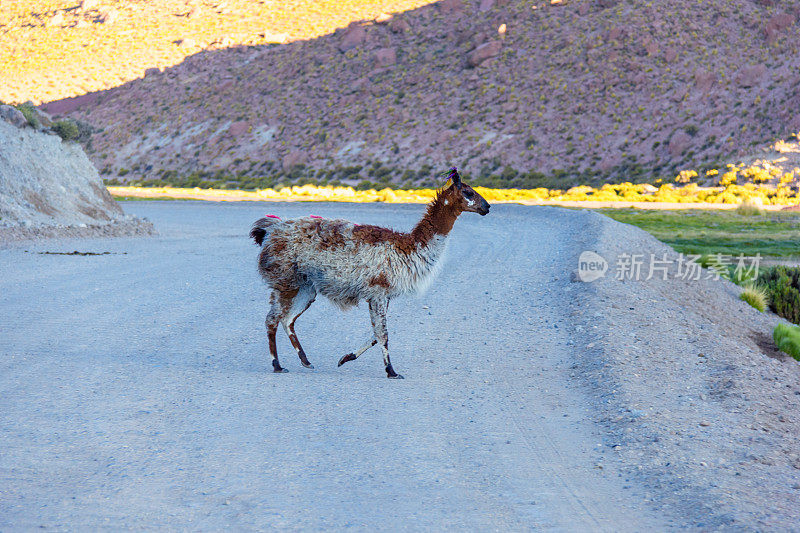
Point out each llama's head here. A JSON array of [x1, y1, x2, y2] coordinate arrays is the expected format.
[[445, 168, 490, 216]]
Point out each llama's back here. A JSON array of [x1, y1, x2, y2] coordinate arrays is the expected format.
[[253, 216, 438, 308]]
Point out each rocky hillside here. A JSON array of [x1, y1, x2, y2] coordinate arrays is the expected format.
[[19, 1, 800, 187], [0, 105, 154, 241], [0, 0, 433, 105]]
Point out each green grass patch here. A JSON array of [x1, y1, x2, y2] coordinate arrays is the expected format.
[[597, 208, 800, 258], [759, 266, 800, 324], [773, 323, 800, 360]]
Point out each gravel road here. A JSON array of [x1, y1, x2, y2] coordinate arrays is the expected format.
[[1, 201, 797, 530]]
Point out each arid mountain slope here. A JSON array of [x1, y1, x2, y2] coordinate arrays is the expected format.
[[24, 1, 800, 185], [0, 0, 435, 104]]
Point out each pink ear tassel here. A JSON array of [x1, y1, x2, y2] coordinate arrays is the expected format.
[[309, 215, 322, 219], [265, 214, 281, 220]]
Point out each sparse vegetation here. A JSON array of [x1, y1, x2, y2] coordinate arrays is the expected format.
[[759, 267, 800, 324], [735, 198, 765, 216], [773, 323, 800, 360], [14, 102, 40, 129], [52, 119, 79, 142], [739, 283, 767, 312]]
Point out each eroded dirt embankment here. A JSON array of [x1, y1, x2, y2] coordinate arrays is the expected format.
[[0, 116, 153, 243]]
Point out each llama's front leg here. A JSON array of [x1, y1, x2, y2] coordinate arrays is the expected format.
[[265, 291, 287, 373], [369, 297, 403, 379]]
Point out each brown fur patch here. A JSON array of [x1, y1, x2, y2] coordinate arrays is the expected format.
[[259, 235, 300, 294], [270, 236, 288, 256], [352, 224, 416, 254], [314, 220, 347, 250], [369, 272, 390, 288], [410, 186, 462, 246], [351, 186, 465, 253], [278, 287, 299, 309]]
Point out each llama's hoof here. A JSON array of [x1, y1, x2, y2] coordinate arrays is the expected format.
[[338, 353, 357, 367], [272, 360, 288, 373], [273, 367, 289, 373], [301, 361, 314, 369], [385, 364, 404, 379]]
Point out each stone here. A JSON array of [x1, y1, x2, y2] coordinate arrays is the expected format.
[[227, 121, 250, 137], [176, 37, 196, 48], [436, 129, 456, 143], [98, 7, 118, 25], [669, 131, 691, 157], [339, 23, 366, 52], [375, 12, 392, 24], [607, 27, 622, 41], [26, 104, 53, 130], [0, 105, 28, 129], [598, 0, 619, 8], [374, 47, 397, 67], [282, 150, 305, 169], [471, 31, 488, 48], [262, 30, 289, 44], [215, 35, 232, 47], [468, 40, 502, 67], [642, 37, 658, 56], [694, 69, 716, 92], [664, 47, 678, 63], [736, 64, 767, 87], [388, 17, 410, 33], [439, 0, 464, 15], [46, 11, 64, 27], [599, 154, 621, 172], [765, 13, 795, 43]]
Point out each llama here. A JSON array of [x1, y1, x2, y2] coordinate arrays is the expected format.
[[250, 168, 490, 378]]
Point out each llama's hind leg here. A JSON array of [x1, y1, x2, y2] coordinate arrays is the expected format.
[[265, 291, 288, 373], [281, 284, 316, 369], [369, 297, 403, 379]]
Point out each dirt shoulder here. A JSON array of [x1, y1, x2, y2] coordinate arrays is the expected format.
[[0, 218, 155, 245], [571, 211, 800, 529]]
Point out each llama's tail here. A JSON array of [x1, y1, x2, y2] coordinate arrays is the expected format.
[[250, 215, 282, 246]]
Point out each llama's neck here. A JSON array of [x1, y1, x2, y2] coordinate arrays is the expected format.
[[410, 189, 461, 248]]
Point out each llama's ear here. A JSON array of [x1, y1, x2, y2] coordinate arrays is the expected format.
[[447, 167, 462, 188]]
